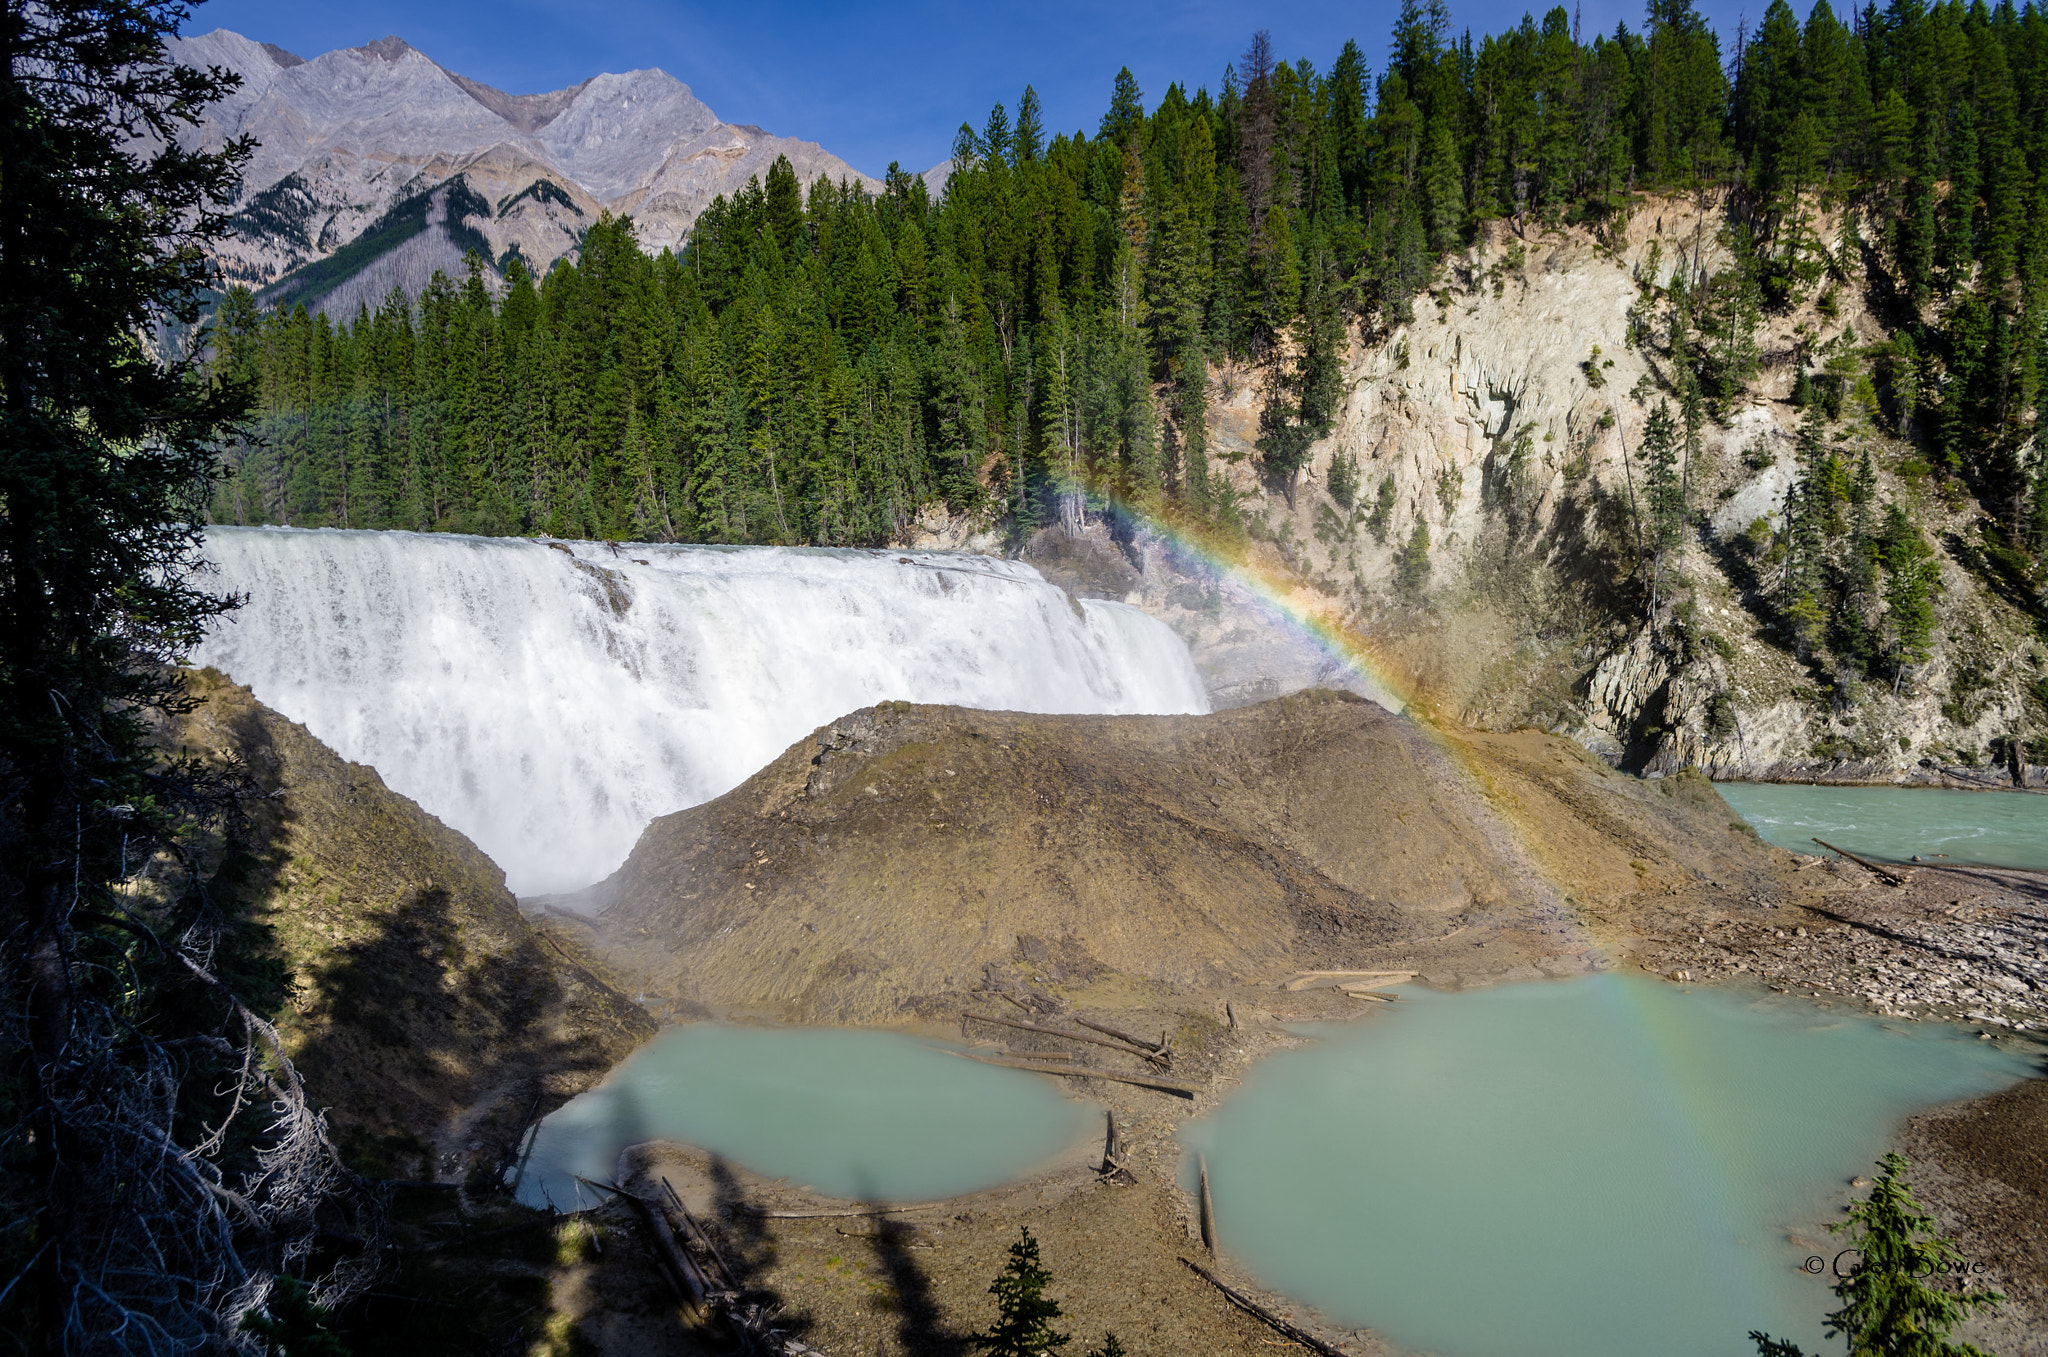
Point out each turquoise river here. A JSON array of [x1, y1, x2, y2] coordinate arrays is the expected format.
[[1718, 781, 2048, 869]]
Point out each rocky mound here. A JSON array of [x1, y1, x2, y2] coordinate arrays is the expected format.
[[167, 669, 655, 1180], [593, 690, 1794, 1022]]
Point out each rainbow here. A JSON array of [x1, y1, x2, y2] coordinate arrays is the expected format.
[[1091, 495, 1424, 718], [1087, 493, 1638, 961]]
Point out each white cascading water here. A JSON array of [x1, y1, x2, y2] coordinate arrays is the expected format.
[[193, 527, 1210, 895]]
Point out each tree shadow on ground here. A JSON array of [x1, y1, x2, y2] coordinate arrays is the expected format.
[[193, 682, 651, 1185], [177, 678, 657, 1356], [865, 1206, 967, 1357], [707, 1155, 822, 1347]]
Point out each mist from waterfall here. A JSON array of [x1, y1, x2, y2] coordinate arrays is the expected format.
[[193, 527, 1210, 895]]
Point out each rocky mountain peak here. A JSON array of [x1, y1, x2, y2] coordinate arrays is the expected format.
[[172, 28, 880, 312], [352, 35, 419, 63]]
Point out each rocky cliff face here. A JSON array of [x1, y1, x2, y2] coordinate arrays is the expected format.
[[167, 29, 882, 311], [1014, 200, 2044, 787]]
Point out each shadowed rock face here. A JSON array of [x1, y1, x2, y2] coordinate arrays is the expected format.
[[166, 669, 654, 1180], [594, 690, 1793, 1023]]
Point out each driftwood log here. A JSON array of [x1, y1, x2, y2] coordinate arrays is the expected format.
[[1075, 1016, 1169, 1058], [1812, 838, 1910, 886], [950, 1049, 1205, 1096], [730, 1204, 943, 1221], [580, 1176, 829, 1356], [1100, 1111, 1126, 1177], [1283, 970, 1416, 992], [1179, 1257, 1351, 1357], [961, 1011, 1171, 1067]]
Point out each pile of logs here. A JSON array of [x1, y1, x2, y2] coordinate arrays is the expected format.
[[584, 1175, 830, 1356]]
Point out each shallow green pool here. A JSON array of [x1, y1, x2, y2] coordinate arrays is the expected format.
[[514, 1025, 1095, 1211], [1718, 781, 2048, 869], [1180, 975, 2036, 1357]]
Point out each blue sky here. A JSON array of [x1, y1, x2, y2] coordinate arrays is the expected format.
[[192, 0, 1772, 178]]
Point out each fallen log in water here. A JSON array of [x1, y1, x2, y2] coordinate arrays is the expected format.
[[949, 1049, 1205, 1096], [1812, 838, 1911, 887], [961, 1011, 1172, 1067], [1179, 1256, 1352, 1357]]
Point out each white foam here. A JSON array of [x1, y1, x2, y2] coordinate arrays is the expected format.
[[193, 528, 1209, 894]]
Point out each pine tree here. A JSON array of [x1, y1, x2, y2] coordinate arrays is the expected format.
[[1101, 68, 1145, 145], [973, 1228, 1070, 1357], [1396, 519, 1432, 598], [1879, 502, 1939, 691], [1780, 406, 1830, 657], [1642, 401, 1687, 612], [204, 0, 2048, 604], [1749, 1154, 2001, 1357], [1, 2, 371, 1347]]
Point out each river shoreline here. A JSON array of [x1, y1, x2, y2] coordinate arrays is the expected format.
[[1706, 764, 2048, 791]]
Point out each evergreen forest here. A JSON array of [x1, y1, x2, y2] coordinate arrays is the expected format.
[[208, 0, 2048, 611]]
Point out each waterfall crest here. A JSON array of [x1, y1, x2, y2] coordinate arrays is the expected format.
[[193, 527, 1209, 894]]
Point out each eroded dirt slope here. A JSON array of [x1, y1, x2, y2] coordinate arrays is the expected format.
[[594, 690, 1797, 1023], [168, 668, 655, 1180]]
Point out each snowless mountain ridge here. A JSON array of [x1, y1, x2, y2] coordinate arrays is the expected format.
[[169, 28, 887, 313]]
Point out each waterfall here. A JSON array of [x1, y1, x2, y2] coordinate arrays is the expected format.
[[193, 527, 1209, 895]]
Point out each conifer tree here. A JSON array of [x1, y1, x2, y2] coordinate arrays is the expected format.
[[973, 1228, 1069, 1357], [2, 2, 374, 1348], [1396, 519, 1431, 598], [1750, 1154, 2001, 1357], [201, 0, 2048, 622], [1879, 502, 1939, 691], [1641, 400, 1686, 612]]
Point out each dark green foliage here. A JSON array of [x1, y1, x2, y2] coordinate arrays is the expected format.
[[1396, 519, 1432, 598], [211, 0, 2048, 618], [1087, 1335, 1127, 1357], [1, 1, 371, 1349], [1641, 401, 1687, 610], [973, 1227, 1069, 1357], [1366, 472, 1398, 542], [1327, 451, 1361, 510], [1749, 1153, 2002, 1357], [1880, 502, 1940, 687]]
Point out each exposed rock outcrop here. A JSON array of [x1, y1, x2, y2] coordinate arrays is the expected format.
[[1011, 201, 2044, 786]]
